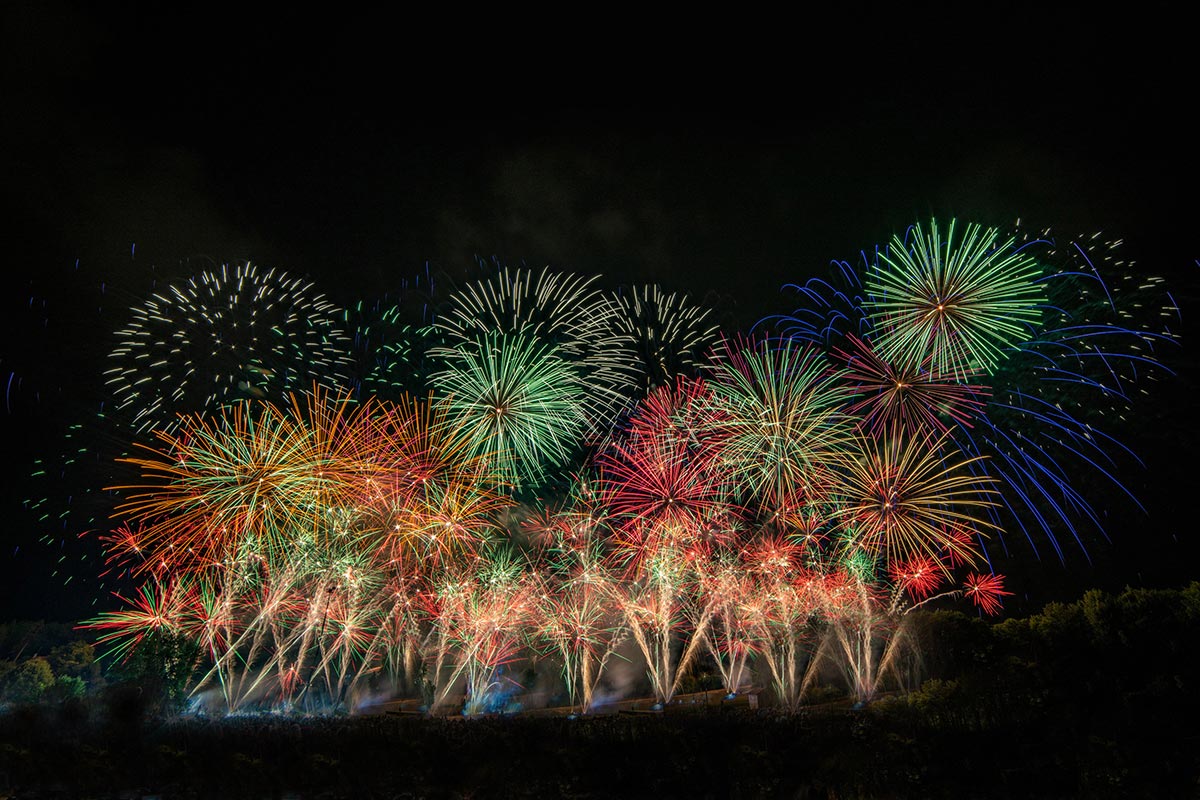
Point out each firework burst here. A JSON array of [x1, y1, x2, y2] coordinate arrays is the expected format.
[[607, 284, 720, 394], [432, 264, 637, 427], [105, 262, 355, 436], [702, 336, 850, 513], [864, 218, 1045, 380], [830, 428, 998, 568], [962, 571, 1012, 615], [835, 334, 989, 437], [429, 332, 593, 491], [597, 377, 738, 562]]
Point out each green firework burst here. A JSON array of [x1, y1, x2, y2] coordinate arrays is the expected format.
[[864, 218, 1045, 380]]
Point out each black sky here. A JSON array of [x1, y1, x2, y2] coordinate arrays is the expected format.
[[3, 5, 1198, 621]]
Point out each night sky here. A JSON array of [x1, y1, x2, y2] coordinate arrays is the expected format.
[[3, 5, 1197, 623]]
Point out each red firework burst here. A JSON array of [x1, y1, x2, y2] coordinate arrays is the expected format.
[[742, 533, 803, 581], [888, 555, 945, 601], [597, 382, 736, 540], [963, 571, 1012, 615], [626, 376, 728, 456], [834, 334, 989, 437]]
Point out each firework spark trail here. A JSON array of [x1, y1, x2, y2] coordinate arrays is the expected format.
[[693, 546, 762, 697], [607, 541, 703, 707], [598, 379, 741, 706], [422, 545, 537, 715], [748, 563, 825, 711], [522, 485, 630, 714], [598, 403, 743, 707]]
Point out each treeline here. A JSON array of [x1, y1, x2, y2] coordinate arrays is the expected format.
[[880, 581, 1200, 730], [0, 621, 100, 705], [0, 619, 199, 717]]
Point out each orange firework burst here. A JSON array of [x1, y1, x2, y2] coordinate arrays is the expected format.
[[353, 395, 509, 567], [108, 389, 381, 575], [831, 428, 998, 569]]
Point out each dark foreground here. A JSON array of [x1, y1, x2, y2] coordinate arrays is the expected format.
[[5, 588, 1200, 798], [1, 695, 1196, 800]]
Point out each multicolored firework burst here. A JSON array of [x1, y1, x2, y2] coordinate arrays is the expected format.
[[702, 336, 849, 516], [354, 395, 510, 567], [107, 394, 351, 577], [834, 334, 989, 437], [830, 428, 998, 568], [596, 376, 744, 594], [81, 578, 198, 663]]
